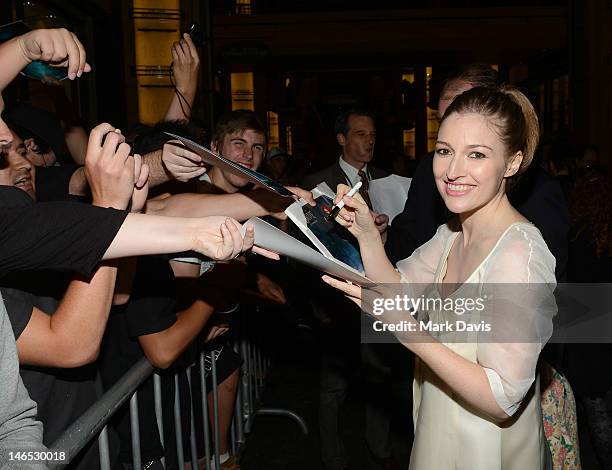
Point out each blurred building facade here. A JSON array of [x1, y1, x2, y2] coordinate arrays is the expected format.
[[3, 0, 611, 172]]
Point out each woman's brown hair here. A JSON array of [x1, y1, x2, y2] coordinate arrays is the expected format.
[[441, 86, 540, 176]]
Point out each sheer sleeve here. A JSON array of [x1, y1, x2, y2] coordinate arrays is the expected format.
[[396, 223, 452, 286], [478, 224, 557, 416]]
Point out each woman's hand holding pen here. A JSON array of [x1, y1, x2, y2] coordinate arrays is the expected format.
[[332, 183, 380, 243]]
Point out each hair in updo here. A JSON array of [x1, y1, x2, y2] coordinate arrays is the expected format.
[[441, 86, 539, 175]]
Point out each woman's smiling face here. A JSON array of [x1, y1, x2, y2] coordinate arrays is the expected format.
[[433, 112, 521, 216]]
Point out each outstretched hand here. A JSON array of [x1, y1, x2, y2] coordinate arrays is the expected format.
[[19, 28, 91, 80], [192, 218, 280, 261], [264, 186, 315, 221], [171, 33, 200, 93], [162, 141, 207, 182], [286, 186, 316, 206]]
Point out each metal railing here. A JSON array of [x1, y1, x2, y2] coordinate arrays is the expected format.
[[48, 307, 308, 469]]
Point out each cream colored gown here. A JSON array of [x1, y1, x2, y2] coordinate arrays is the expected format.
[[396, 222, 557, 470]]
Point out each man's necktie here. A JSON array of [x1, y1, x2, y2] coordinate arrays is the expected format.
[[357, 170, 373, 210]]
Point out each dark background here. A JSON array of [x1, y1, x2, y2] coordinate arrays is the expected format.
[[1, 0, 607, 174]]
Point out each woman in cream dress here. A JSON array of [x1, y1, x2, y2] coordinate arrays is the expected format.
[[323, 86, 556, 470]]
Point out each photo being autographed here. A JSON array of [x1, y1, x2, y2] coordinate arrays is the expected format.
[[286, 183, 365, 274], [302, 193, 364, 273]]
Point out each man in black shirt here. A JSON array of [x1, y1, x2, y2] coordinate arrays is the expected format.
[[99, 256, 179, 468], [0, 29, 272, 468], [0, 122, 147, 468]]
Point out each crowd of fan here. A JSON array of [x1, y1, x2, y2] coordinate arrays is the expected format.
[[0, 27, 314, 470]]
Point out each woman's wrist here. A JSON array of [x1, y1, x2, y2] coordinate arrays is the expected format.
[[358, 229, 382, 245]]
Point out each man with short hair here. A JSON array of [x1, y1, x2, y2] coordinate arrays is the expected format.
[[0, 131, 36, 200], [142, 116, 314, 222], [304, 108, 388, 210], [183, 110, 286, 470], [0, 123, 144, 468], [206, 109, 267, 193], [101, 111, 285, 470], [303, 108, 396, 470], [191, 110, 282, 469]]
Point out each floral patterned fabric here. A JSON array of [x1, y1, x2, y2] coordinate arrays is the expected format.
[[541, 363, 581, 469]]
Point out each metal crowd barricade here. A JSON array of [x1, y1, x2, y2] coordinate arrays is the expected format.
[[48, 358, 154, 469], [235, 305, 309, 440], [48, 303, 308, 469], [50, 302, 308, 470]]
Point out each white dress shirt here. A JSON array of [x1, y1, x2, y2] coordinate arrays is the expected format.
[[338, 156, 369, 187]]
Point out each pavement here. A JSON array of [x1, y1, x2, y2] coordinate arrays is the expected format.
[[239, 326, 413, 470], [239, 322, 603, 470]]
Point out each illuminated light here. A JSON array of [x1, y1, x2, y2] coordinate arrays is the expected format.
[[267, 111, 280, 150], [401, 70, 415, 106], [402, 72, 415, 84], [403, 129, 416, 160], [133, 0, 181, 124], [231, 72, 255, 111], [235, 0, 252, 15], [285, 126, 293, 155]]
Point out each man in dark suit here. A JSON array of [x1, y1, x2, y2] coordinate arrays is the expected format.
[[303, 108, 398, 470], [303, 108, 388, 208]]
